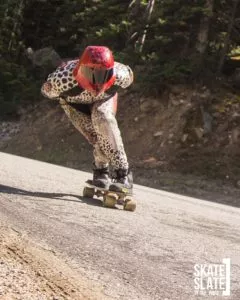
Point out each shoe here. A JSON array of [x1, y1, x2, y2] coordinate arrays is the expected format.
[[92, 167, 111, 189], [109, 169, 133, 194]]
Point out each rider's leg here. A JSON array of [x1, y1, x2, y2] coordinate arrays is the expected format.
[[60, 101, 111, 188], [91, 94, 133, 192]]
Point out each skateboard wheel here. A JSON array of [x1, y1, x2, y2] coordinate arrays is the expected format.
[[103, 193, 118, 208], [83, 187, 95, 198], [124, 198, 136, 212]]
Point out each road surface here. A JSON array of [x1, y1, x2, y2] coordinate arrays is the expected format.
[[0, 152, 240, 299]]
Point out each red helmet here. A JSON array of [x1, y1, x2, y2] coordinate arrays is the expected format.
[[73, 46, 116, 96]]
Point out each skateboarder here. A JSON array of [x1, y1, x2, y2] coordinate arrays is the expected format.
[[41, 46, 134, 193]]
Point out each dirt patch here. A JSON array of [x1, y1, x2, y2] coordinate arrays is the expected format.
[[0, 225, 112, 300]]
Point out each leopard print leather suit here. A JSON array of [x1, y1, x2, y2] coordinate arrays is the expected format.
[[41, 60, 133, 170]]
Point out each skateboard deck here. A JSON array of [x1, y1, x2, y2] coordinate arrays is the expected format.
[[83, 180, 136, 211]]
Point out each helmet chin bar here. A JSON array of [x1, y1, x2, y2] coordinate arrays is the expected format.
[[89, 85, 105, 96]]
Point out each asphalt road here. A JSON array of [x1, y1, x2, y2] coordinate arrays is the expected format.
[[0, 152, 240, 300]]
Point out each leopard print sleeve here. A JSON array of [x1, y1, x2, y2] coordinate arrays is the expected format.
[[114, 62, 134, 88], [41, 60, 79, 100]]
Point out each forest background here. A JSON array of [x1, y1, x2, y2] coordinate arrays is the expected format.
[[1, 0, 240, 116], [0, 0, 240, 197]]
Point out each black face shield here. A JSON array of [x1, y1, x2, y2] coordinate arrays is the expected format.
[[80, 66, 114, 84]]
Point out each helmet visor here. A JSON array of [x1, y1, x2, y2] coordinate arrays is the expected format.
[[80, 66, 114, 84]]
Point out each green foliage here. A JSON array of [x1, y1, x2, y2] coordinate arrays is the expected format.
[[0, 0, 240, 119], [137, 58, 192, 95], [0, 59, 39, 119]]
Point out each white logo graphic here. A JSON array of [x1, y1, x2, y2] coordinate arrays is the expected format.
[[194, 258, 231, 296]]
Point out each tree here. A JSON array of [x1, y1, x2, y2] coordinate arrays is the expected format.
[[136, 0, 155, 52], [195, 0, 214, 73], [0, 0, 26, 59], [217, 0, 240, 74]]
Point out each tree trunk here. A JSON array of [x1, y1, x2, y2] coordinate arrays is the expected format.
[[126, 0, 141, 46], [8, 0, 25, 52], [217, 0, 240, 74], [137, 0, 155, 53], [195, 0, 214, 72]]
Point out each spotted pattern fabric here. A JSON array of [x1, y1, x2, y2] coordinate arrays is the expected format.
[[41, 60, 133, 170], [41, 60, 133, 103]]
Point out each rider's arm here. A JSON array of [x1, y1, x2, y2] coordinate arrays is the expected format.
[[41, 60, 79, 100], [114, 62, 134, 89], [41, 81, 60, 99]]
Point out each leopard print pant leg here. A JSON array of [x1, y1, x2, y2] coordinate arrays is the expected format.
[[93, 144, 109, 169], [60, 99, 109, 168], [91, 97, 129, 170], [60, 100, 97, 145]]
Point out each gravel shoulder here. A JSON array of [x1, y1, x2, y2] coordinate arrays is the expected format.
[[0, 225, 110, 300]]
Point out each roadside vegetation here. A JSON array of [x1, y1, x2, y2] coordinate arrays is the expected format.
[[0, 0, 239, 119]]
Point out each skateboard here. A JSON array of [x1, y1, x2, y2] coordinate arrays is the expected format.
[[83, 180, 136, 211]]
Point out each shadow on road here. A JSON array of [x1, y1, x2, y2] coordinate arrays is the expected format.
[[0, 184, 103, 208]]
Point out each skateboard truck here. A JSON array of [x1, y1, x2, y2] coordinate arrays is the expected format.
[[83, 180, 136, 211]]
